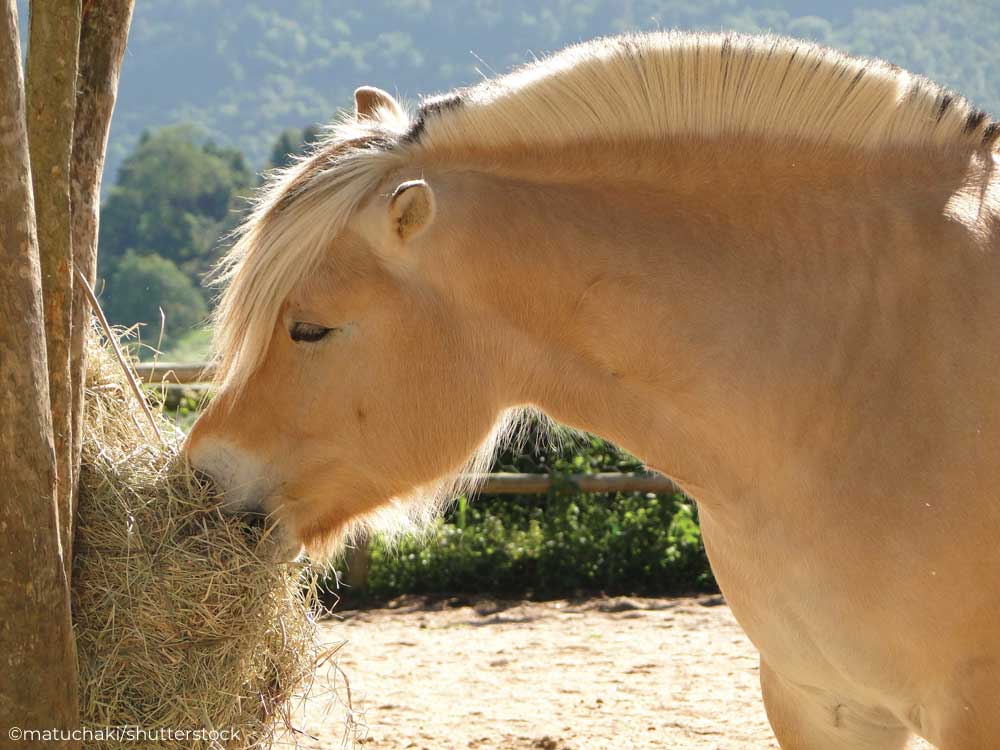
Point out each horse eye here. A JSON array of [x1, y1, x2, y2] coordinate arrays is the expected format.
[[290, 322, 334, 343]]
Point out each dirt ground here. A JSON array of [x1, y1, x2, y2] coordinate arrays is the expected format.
[[287, 595, 933, 750]]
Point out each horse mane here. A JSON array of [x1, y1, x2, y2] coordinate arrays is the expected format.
[[408, 31, 996, 155], [211, 31, 997, 396]]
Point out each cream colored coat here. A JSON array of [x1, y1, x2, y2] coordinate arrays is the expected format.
[[187, 33, 1000, 749]]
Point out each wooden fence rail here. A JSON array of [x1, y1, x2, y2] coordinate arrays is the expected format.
[[135, 361, 214, 384], [467, 472, 680, 496]]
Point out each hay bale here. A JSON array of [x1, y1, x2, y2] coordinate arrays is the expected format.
[[73, 338, 322, 749]]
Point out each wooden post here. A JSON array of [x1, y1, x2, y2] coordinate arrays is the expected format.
[[1, 0, 133, 739], [0, 0, 80, 741], [68, 0, 134, 518], [27, 0, 82, 580], [343, 540, 372, 593]]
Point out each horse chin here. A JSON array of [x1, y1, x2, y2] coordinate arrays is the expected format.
[[261, 507, 352, 564], [255, 521, 305, 563]]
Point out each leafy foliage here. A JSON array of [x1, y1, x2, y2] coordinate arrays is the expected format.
[[97, 126, 252, 343], [366, 491, 715, 598], [99, 126, 252, 279], [266, 124, 323, 171], [104, 251, 208, 345], [350, 420, 716, 597]]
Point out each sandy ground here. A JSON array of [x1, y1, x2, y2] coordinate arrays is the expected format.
[[287, 595, 932, 750]]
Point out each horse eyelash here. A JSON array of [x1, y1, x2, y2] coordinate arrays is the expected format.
[[289, 322, 337, 343]]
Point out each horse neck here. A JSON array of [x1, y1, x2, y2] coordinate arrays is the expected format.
[[419, 140, 997, 506]]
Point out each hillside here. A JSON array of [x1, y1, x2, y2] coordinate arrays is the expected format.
[[17, 0, 1000, 181]]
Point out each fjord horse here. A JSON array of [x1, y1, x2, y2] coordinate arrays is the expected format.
[[187, 32, 1000, 749]]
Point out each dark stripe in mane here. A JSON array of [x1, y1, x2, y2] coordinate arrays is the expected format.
[[984, 121, 1000, 149], [396, 33, 997, 159], [405, 92, 464, 144], [937, 94, 954, 122], [964, 109, 988, 134]]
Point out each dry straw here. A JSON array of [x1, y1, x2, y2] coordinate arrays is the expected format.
[[73, 334, 330, 749]]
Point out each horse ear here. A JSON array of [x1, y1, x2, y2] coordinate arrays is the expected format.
[[354, 86, 403, 121], [388, 180, 435, 243]]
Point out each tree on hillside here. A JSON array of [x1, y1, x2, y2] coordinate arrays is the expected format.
[[0, 0, 133, 741], [97, 126, 252, 339], [106, 251, 208, 344], [97, 123, 326, 349], [266, 123, 322, 171], [98, 125, 253, 285]]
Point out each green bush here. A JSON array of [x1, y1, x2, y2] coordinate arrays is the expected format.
[[365, 490, 715, 598], [355, 420, 716, 598], [152, 387, 207, 432]]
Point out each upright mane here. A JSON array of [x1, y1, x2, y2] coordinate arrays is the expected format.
[[212, 31, 998, 393], [408, 32, 997, 154]]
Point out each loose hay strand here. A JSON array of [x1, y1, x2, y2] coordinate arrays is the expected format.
[[76, 269, 163, 445], [74, 332, 334, 749]]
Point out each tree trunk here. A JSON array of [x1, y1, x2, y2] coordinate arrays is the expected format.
[[0, 0, 80, 742], [27, 0, 82, 581], [68, 0, 134, 521]]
